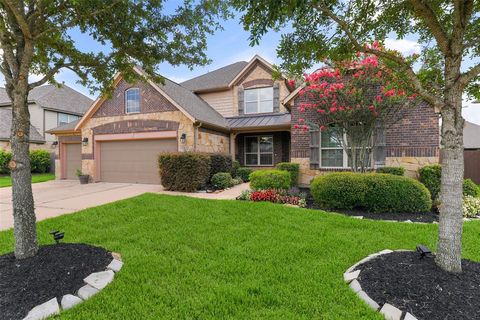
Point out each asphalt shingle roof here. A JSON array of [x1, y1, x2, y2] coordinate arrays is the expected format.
[[464, 121, 480, 149], [0, 108, 45, 142], [226, 113, 291, 129], [46, 119, 80, 134], [158, 78, 228, 129], [181, 61, 248, 92], [0, 84, 93, 115]]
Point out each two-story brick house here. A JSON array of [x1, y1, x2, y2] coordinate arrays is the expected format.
[[49, 55, 440, 184]]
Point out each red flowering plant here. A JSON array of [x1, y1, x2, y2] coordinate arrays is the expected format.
[[294, 42, 419, 172]]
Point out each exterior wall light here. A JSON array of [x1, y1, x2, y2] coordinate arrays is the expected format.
[[82, 137, 89, 146], [51, 141, 58, 148], [180, 133, 187, 144]]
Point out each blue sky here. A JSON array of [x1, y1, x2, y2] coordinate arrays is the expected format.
[[18, 15, 480, 125]]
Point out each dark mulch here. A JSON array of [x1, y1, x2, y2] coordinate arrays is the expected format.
[[0, 243, 112, 320], [356, 251, 480, 320], [299, 187, 438, 223]]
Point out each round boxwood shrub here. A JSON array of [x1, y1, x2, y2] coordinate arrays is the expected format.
[[30, 150, 51, 173], [236, 167, 253, 182], [211, 172, 234, 190], [276, 162, 300, 186], [158, 153, 210, 192], [375, 166, 405, 176], [310, 173, 368, 210], [463, 179, 479, 198], [310, 172, 432, 213], [209, 154, 233, 181], [249, 169, 290, 190]]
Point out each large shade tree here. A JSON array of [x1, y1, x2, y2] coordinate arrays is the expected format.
[[0, 0, 229, 259], [234, 0, 480, 273]]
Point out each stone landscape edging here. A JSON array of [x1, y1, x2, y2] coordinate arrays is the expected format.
[[22, 252, 123, 320], [344, 249, 419, 320]]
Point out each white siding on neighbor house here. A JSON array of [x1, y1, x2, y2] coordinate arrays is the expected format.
[[44, 110, 58, 142], [198, 90, 235, 117], [28, 103, 44, 137]]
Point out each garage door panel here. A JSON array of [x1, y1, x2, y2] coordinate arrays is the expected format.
[[65, 143, 81, 180], [100, 139, 176, 184]]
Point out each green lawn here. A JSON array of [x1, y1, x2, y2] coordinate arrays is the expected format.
[[0, 173, 55, 188], [1, 194, 479, 319]]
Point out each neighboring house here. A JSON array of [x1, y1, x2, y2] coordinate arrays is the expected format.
[[0, 84, 93, 151], [48, 55, 440, 185], [464, 121, 480, 184]]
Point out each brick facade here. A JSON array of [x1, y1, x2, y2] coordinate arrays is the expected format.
[[91, 119, 179, 135], [93, 79, 177, 118]]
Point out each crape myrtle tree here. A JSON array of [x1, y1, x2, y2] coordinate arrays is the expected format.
[[294, 43, 418, 172], [234, 0, 480, 273], [0, 0, 229, 259]]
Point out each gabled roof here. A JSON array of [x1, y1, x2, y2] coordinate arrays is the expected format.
[[0, 109, 45, 143], [180, 61, 248, 92], [75, 67, 229, 131], [465, 121, 480, 149], [228, 55, 281, 87], [0, 84, 93, 115], [46, 119, 81, 134]]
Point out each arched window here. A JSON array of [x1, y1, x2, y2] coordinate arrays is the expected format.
[[125, 88, 140, 113]]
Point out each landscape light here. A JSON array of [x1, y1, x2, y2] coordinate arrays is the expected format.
[[416, 244, 431, 259], [50, 230, 65, 244]]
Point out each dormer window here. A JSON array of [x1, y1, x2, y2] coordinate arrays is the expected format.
[[244, 87, 273, 114], [125, 88, 140, 113]]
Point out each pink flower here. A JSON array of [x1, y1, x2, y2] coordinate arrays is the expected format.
[[298, 118, 305, 123], [318, 109, 326, 114], [384, 89, 395, 97], [375, 95, 383, 102], [330, 107, 337, 113], [320, 125, 327, 131]]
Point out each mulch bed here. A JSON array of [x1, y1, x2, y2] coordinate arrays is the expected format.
[[300, 188, 438, 223], [356, 251, 480, 320], [0, 243, 112, 320]]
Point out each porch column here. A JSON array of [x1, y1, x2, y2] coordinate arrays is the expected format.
[[230, 132, 237, 159]]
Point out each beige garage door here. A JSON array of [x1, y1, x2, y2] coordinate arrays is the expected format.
[[99, 139, 177, 184], [65, 143, 82, 180]]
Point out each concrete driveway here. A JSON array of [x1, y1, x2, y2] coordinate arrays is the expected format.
[[0, 180, 163, 231], [0, 180, 249, 231]]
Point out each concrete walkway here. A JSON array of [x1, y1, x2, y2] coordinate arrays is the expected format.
[[0, 180, 250, 231]]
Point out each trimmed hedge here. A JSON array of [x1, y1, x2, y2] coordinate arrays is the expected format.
[[250, 169, 290, 190], [0, 150, 12, 174], [311, 172, 432, 213], [30, 150, 51, 173], [209, 154, 233, 181], [211, 172, 234, 190], [463, 179, 480, 198], [419, 164, 479, 200], [158, 153, 210, 192], [236, 167, 253, 182], [375, 166, 405, 176], [418, 164, 442, 200], [276, 162, 300, 186]]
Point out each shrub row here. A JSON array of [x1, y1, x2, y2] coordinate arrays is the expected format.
[[375, 166, 405, 176], [158, 153, 210, 192], [310, 172, 432, 213], [276, 162, 300, 186], [0, 149, 51, 174], [250, 169, 291, 190], [419, 164, 480, 200]]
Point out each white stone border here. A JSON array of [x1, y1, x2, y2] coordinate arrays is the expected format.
[[22, 252, 123, 320], [344, 249, 419, 320]]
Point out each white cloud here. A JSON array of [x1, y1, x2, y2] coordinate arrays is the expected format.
[[384, 38, 421, 56]]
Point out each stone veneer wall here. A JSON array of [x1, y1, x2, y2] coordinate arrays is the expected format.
[[196, 127, 230, 154]]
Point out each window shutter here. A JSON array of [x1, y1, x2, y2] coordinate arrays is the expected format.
[[238, 87, 244, 115], [273, 83, 280, 113], [373, 124, 386, 168], [310, 130, 320, 169]]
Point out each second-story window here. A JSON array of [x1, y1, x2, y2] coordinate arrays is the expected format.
[[244, 87, 273, 114], [58, 113, 80, 126], [125, 88, 140, 113]]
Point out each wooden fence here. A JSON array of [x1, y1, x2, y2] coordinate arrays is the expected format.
[[465, 149, 480, 184]]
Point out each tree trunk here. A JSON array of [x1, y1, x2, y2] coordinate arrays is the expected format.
[[436, 85, 464, 273], [9, 81, 38, 259]]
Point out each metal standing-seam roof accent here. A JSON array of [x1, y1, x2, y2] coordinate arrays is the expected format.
[[0, 85, 93, 115], [464, 121, 480, 149], [180, 61, 248, 92], [226, 113, 291, 129], [0, 108, 45, 142]]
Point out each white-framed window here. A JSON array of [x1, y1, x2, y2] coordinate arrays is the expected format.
[[245, 135, 274, 166], [244, 87, 273, 114], [58, 113, 80, 126], [319, 129, 372, 168], [125, 88, 140, 113]]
